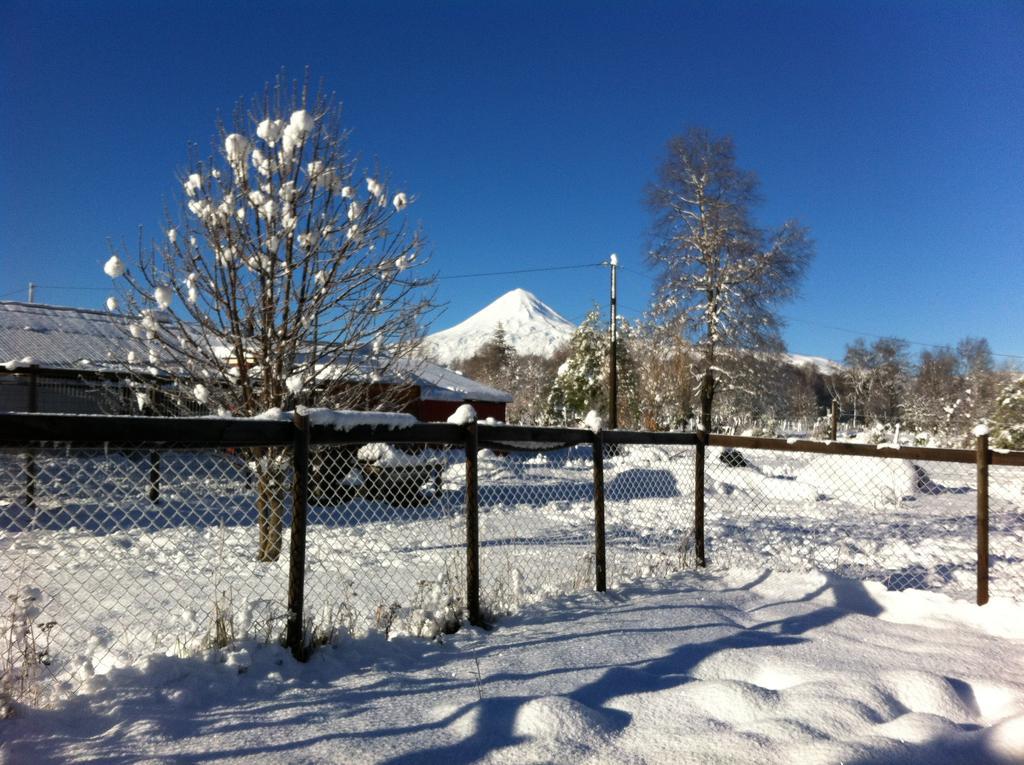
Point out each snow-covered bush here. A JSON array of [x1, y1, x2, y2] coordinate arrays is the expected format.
[[2, 586, 56, 712], [991, 375, 1024, 450]]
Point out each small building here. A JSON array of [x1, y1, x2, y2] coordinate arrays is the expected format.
[[0, 301, 510, 421]]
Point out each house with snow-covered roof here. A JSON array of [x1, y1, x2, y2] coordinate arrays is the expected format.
[[0, 301, 511, 421]]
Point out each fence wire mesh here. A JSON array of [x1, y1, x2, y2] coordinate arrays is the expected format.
[[702, 445, 1023, 601], [476, 446, 596, 614], [603, 443, 697, 582], [0, 444, 289, 704], [989, 463, 1024, 602], [305, 443, 466, 640]]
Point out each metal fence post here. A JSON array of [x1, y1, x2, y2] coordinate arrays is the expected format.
[[694, 430, 707, 567], [287, 411, 311, 659], [976, 431, 990, 606], [592, 431, 607, 592], [465, 420, 482, 626]]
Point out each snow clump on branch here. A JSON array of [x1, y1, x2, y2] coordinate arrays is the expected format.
[[224, 133, 251, 164], [256, 118, 284, 144], [183, 173, 202, 197], [154, 286, 173, 310], [289, 110, 314, 135], [103, 256, 125, 278], [393, 192, 408, 211]]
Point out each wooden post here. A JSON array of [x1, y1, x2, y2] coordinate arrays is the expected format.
[[694, 429, 707, 567], [830, 400, 838, 441], [592, 431, 607, 592], [465, 420, 482, 626], [148, 450, 160, 503], [287, 411, 311, 659], [25, 365, 39, 510], [976, 431, 989, 606]]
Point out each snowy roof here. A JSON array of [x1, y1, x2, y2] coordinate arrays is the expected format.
[[0, 301, 510, 403], [0, 301, 148, 370], [395, 356, 512, 404]]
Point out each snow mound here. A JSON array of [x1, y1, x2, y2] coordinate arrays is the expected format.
[[447, 403, 477, 425], [424, 288, 575, 363], [797, 455, 919, 502], [513, 695, 616, 741]]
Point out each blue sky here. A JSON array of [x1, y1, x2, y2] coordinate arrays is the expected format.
[[3, 0, 1022, 363]]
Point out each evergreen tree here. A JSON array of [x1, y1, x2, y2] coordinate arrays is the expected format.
[[545, 308, 607, 425]]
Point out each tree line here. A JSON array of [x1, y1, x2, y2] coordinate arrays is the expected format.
[[447, 321, 1022, 448]]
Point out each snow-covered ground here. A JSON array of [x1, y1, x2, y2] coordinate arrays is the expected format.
[[2, 440, 1022, 758], [2, 569, 1022, 764]]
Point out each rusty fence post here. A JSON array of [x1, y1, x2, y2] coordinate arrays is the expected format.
[[694, 430, 707, 567], [465, 420, 482, 626], [592, 431, 607, 592], [976, 431, 990, 606], [287, 411, 311, 659]]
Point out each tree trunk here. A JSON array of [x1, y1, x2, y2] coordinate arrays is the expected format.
[[699, 369, 715, 433], [255, 448, 286, 562]]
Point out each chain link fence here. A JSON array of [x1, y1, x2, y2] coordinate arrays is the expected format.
[[989, 463, 1024, 601], [476, 445, 597, 614], [704, 447, 986, 599], [305, 443, 466, 641], [603, 443, 697, 583], [1, 413, 1022, 708], [0, 443, 290, 705]]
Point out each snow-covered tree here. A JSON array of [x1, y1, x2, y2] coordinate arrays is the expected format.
[[646, 127, 813, 431], [505, 351, 563, 425], [470, 324, 516, 385], [106, 74, 436, 560], [908, 347, 959, 433], [955, 337, 997, 429], [545, 308, 607, 425], [842, 337, 911, 427], [991, 374, 1024, 449], [630, 318, 693, 430]]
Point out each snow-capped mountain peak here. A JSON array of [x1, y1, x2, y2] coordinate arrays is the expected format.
[[423, 289, 575, 364]]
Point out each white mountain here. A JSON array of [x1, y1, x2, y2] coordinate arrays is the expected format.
[[784, 353, 844, 376], [423, 288, 575, 365]]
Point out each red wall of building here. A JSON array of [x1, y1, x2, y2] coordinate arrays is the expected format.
[[415, 399, 507, 423]]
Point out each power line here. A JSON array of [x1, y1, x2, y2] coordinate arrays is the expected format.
[[437, 262, 605, 280]]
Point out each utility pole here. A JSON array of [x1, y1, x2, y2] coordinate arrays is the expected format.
[[608, 253, 618, 429], [27, 283, 35, 304]]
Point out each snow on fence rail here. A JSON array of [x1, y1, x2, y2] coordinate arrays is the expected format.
[[0, 412, 1021, 706]]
